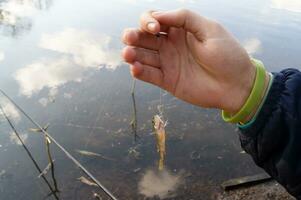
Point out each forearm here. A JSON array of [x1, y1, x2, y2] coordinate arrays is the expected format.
[[237, 68, 301, 198]]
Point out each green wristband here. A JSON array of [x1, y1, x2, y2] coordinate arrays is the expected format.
[[222, 59, 266, 123]]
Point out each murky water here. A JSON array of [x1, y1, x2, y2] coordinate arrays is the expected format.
[[0, 0, 301, 199]]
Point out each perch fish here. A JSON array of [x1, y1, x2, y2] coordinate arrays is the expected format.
[[152, 114, 167, 170]]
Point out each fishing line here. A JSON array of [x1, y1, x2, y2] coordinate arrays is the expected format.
[[74, 97, 108, 199], [159, 88, 164, 116], [0, 104, 59, 200], [0, 89, 118, 200]]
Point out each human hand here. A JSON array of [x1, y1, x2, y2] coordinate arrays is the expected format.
[[122, 9, 257, 114]]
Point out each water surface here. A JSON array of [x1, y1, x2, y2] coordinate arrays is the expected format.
[[0, 0, 301, 199]]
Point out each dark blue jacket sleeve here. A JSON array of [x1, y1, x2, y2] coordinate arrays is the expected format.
[[239, 68, 301, 199]]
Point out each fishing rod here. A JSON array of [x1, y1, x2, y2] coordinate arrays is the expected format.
[[0, 89, 118, 200], [0, 104, 59, 200]]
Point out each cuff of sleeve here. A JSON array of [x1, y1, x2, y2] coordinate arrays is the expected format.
[[238, 73, 274, 129], [238, 71, 285, 136]]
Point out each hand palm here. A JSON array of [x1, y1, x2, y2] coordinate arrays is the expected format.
[[123, 9, 255, 112], [158, 28, 220, 107], [158, 28, 200, 100]]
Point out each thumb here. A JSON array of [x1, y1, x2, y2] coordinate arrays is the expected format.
[[152, 9, 207, 41]]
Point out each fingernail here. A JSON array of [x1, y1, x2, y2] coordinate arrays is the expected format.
[[147, 22, 157, 32]]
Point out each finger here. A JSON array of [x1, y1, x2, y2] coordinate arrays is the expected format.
[[130, 61, 163, 87], [140, 10, 160, 34], [122, 28, 162, 51], [122, 46, 161, 68], [139, 11, 170, 34], [152, 9, 208, 41]]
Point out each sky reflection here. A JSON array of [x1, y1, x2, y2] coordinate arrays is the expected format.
[[138, 169, 184, 198], [14, 57, 82, 97], [0, 0, 52, 36], [0, 51, 4, 62], [271, 0, 301, 13], [243, 38, 262, 55], [14, 28, 121, 97], [0, 99, 21, 122], [9, 131, 28, 145], [39, 28, 121, 68]]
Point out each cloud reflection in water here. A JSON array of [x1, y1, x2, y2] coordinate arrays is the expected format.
[[39, 28, 121, 68], [0, 99, 21, 123], [15, 57, 83, 97], [0, 0, 52, 36], [124, 0, 195, 4], [0, 51, 4, 62], [138, 169, 184, 199], [9, 132, 28, 145], [14, 28, 121, 97], [271, 0, 301, 13], [243, 38, 262, 55]]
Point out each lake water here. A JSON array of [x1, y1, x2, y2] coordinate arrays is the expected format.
[[0, 0, 301, 199]]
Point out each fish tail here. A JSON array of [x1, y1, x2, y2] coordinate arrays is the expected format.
[[158, 157, 164, 171]]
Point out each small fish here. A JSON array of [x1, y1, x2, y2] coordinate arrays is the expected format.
[[76, 149, 115, 161], [152, 114, 167, 170], [29, 123, 50, 133], [78, 176, 98, 187]]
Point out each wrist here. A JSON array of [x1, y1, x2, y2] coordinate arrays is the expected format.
[[239, 71, 270, 123], [222, 59, 269, 123], [220, 59, 256, 114]]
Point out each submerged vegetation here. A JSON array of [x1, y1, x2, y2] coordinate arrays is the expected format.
[[130, 79, 139, 142], [0, 104, 60, 199], [29, 123, 59, 193], [44, 133, 59, 195], [0, 89, 118, 200]]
